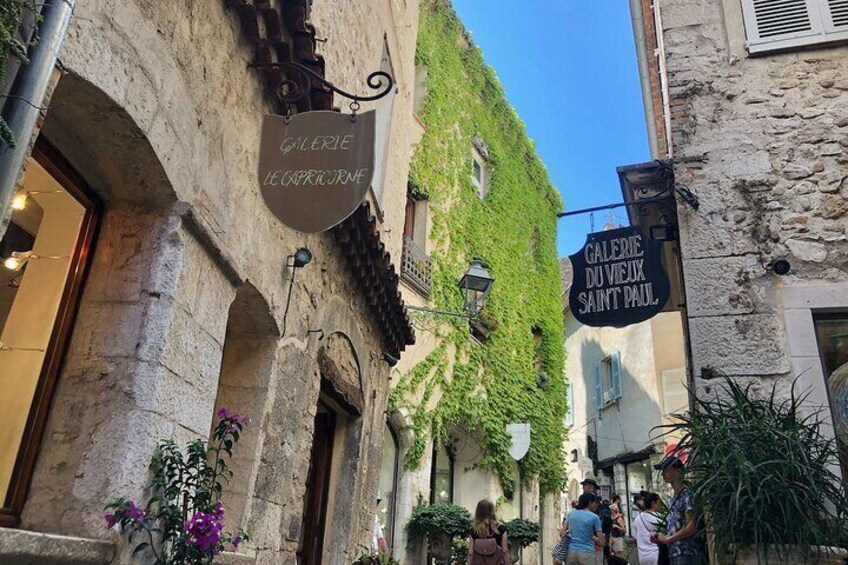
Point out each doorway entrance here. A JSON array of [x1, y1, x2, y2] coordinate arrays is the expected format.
[[299, 402, 336, 565]]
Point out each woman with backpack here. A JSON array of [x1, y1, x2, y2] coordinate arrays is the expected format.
[[467, 499, 509, 565]]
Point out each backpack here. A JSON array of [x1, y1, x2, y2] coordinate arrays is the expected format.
[[469, 536, 506, 565]]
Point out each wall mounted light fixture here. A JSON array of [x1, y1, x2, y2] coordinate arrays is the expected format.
[[407, 258, 494, 319], [281, 247, 313, 337], [2, 250, 69, 271]]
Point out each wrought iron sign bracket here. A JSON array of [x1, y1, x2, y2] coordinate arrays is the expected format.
[[248, 60, 394, 118]]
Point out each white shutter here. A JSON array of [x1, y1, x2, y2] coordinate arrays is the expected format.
[[822, 0, 848, 37], [565, 385, 574, 426], [740, 0, 827, 53]]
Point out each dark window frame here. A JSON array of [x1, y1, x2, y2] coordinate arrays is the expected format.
[[0, 139, 101, 527]]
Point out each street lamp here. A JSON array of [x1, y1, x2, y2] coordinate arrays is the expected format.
[[407, 258, 494, 319], [459, 258, 494, 317]]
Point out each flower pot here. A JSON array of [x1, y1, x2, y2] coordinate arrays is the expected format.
[[733, 545, 848, 564], [428, 532, 454, 564], [507, 543, 520, 564]]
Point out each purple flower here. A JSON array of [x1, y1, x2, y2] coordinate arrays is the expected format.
[[231, 533, 242, 549], [184, 510, 225, 553], [104, 512, 118, 530], [213, 500, 225, 520], [124, 500, 145, 522], [216, 407, 231, 420]]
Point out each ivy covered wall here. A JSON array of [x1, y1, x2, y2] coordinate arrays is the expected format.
[[389, 0, 567, 494]]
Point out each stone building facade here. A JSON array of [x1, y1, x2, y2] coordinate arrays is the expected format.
[[0, 1, 421, 563], [631, 0, 848, 477]]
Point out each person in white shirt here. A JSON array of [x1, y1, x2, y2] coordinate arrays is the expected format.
[[633, 492, 662, 565], [373, 494, 388, 554]]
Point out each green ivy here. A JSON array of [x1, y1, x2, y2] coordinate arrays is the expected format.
[[0, 0, 40, 148], [390, 0, 567, 494]]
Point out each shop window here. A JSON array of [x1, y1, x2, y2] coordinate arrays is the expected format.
[[378, 424, 400, 550], [429, 442, 454, 504], [814, 314, 848, 478], [371, 40, 396, 209], [594, 351, 622, 409], [740, 0, 848, 54], [0, 143, 99, 525]]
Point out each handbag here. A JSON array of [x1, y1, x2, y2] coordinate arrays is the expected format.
[[551, 532, 570, 563]]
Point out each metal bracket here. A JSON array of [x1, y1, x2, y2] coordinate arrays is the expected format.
[[248, 60, 393, 116]]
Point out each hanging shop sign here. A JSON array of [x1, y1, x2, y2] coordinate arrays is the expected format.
[[569, 226, 670, 328], [506, 423, 531, 461], [258, 110, 376, 233]]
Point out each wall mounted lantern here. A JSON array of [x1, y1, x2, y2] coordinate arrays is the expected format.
[[281, 246, 312, 337], [407, 258, 494, 319]]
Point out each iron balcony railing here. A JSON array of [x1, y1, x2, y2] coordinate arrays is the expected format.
[[401, 235, 431, 297]]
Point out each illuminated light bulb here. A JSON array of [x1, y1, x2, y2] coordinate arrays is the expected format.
[[439, 490, 447, 498], [3, 251, 33, 272], [10, 192, 27, 211], [4, 256, 23, 271]]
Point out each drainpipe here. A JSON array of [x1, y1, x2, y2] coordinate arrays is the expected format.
[[629, 0, 660, 159], [0, 0, 76, 223]]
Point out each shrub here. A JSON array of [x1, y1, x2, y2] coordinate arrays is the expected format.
[[503, 518, 541, 548], [660, 377, 848, 562], [406, 503, 473, 538]]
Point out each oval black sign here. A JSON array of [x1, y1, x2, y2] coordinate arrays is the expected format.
[[568, 226, 670, 328]]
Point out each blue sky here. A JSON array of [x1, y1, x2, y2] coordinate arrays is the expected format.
[[451, 0, 650, 257]]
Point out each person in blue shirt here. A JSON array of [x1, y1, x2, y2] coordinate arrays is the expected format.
[[565, 492, 605, 565]]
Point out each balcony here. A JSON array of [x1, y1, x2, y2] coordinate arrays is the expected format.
[[401, 236, 431, 298]]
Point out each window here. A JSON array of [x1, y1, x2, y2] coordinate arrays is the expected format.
[[401, 188, 431, 297], [378, 423, 400, 551], [594, 351, 622, 409], [565, 384, 574, 426], [429, 442, 453, 504], [471, 137, 489, 199], [740, 0, 848, 54], [413, 66, 428, 117], [813, 314, 848, 479], [371, 40, 396, 208], [0, 143, 99, 525]]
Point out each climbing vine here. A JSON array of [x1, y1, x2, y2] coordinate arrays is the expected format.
[[389, 0, 567, 494], [0, 0, 40, 147]]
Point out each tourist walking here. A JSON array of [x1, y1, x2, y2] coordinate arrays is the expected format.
[[467, 499, 509, 565], [651, 456, 704, 565], [633, 492, 662, 565], [609, 494, 627, 559], [565, 493, 605, 565]]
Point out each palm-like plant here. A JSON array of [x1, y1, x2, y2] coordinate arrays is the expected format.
[[660, 376, 848, 563]]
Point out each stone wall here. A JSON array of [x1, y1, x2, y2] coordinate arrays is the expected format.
[[1, 0, 421, 563], [659, 0, 848, 398]]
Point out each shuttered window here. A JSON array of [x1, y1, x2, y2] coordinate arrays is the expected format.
[[741, 0, 848, 53]]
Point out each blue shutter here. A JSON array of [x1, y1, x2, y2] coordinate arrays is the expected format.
[[594, 364, 603, 409], [610, 351, 622, 400]]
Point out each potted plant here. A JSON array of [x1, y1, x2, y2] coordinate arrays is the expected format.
[[351, 551, 400, 565], [661, 377, 848, 564], [503, 518, 541, 564], [407, 503, 472, 564]]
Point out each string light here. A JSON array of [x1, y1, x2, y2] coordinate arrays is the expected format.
[[2, 251, 69, 272], [8, 190, 64, 211]]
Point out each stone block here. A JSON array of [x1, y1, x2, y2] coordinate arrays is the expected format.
[[684, 256, 758, 317], [161, 305, 225, 391], [689, 313, 791, 376], [0, 527, 115, 565], [786, 238, 828, 262]]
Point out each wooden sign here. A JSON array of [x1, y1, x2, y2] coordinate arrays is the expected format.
[[258, 110, 376, 233], [569, 226, 670, 328]]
